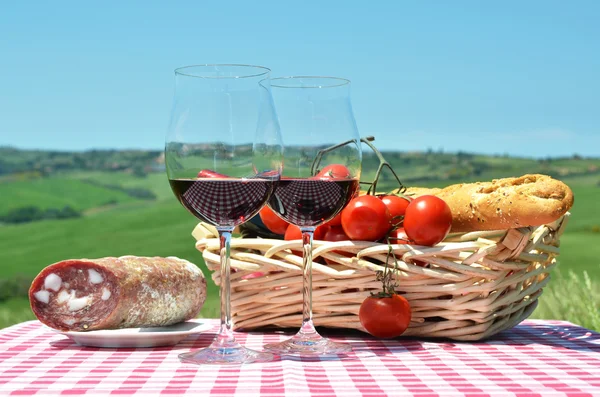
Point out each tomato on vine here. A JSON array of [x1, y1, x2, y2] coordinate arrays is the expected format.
[[388, 227, 410, 244], [325, 211, 343, 227], [284, 224, 328, 241], [285, 224, 329, 257], [403, 195, 452, 246], [323, 225, 349, 242], [197, 169, 227, 178], [359, 294, 411, 338], [259, 206, 289, 235], [316, 164, 351, 179], [341, 195, 391, 241], [323, 225, 352, 265], [381, 195, 412, 225], [358, 244, 412, 338]]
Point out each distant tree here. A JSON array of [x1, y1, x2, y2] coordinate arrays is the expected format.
[[0, 275, 32, 301], [132, 165, 147, 178], [0, 206, 43, 223], [0, 206, 81, 224], [57, 206, 81, 219], [125, 188, 156, 200]]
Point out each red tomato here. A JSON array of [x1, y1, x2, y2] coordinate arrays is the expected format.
[[325, 211, 343, 227], [341, 195, 391, 241], [259, 206, 289, 235], [388, 227, 410, 244], [388, 228, 428, 267], [197, 169, 227, 178], [323, 225, 349, 242], [284, 224, 328, 241], [285, 224, 328, 257], [403, 195, 452, 246], [323, 225, 352, 264], [316, 164, 351, 179], [359, 294, 411, 338], [381, 195, 412, 225]]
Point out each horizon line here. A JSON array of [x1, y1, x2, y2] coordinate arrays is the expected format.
[[1, 144, 599, 160]]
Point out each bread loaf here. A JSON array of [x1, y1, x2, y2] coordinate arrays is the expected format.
[[405, 174, 574, 232]]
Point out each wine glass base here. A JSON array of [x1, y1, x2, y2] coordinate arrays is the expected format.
[[264, 332, 352, 356], [179, 345, 275, 365]]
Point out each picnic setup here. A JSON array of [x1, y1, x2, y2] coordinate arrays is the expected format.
[[1, 64, 599, 396]]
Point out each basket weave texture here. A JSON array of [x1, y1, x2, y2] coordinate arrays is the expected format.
[[193, 213, 570, 341]]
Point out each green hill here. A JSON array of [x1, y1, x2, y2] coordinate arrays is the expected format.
[[0, 177, 137, 215], [0, 147, 598, 330]]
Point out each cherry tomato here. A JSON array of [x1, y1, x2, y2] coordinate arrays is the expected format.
[[388, 228, 428, 267], [316, 164, 351, 179], [341, 195, 391, 241], [403, 195, 452, 246], [197, 169, 227, 178], [323, 225, 349, 241], [259, 206, 289, 235], [359, 294, 411, 338], [285, 224, 328, 257], [381, 195, 412, 225], [284, 224, 328, 241], [388, 227, 410, 244], [325, 211, 343, 227], [323, 225, 352, 264]]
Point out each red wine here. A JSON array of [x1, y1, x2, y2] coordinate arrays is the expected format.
[[269, 178, 359, 227], [170, 178, 275, 227]]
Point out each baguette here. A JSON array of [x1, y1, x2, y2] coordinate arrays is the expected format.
[[405, 174, 574, 232]]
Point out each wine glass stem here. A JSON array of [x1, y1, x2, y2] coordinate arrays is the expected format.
[[216, 227, 235, 345], [300, 227, 317, 336]]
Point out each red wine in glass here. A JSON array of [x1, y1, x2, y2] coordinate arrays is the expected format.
[[166, 64, 282, 365], [262, 76, 362, 356], [268, 178, 359, 227], [170, 178, 275, 227]]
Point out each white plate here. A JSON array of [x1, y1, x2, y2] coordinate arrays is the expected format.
[[49, 319, 212, 348]]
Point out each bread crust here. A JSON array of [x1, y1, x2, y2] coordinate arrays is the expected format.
[[405, 174, 574, 232]]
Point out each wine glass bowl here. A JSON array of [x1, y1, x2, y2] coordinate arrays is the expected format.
[[264, 76, 362, 355], [165, 64, 282, 364]]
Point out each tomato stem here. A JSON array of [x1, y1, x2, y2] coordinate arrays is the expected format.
[[360, 138, 406, 196], [372, 237, 400, 297], [310, 136, 373, 176], [310, 136, 407, 197]]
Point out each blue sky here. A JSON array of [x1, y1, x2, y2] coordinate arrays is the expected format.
[[1, 0, 598, 157]]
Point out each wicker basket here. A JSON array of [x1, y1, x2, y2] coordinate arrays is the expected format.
[[192, 213, 570, 341]]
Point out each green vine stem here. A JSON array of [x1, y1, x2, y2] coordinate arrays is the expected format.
[[311, 136, 406, 196], [310, 138, 361, 176], [360, 137, 406, 195], [370, 237, 400, 297]]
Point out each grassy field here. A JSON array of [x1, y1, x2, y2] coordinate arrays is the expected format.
[[0, 160, 598, 331], [0, 176, 137, 215], [0, 172, 221, 327]]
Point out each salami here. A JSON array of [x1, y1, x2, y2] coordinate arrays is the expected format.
[[29, 256, 206, 332]]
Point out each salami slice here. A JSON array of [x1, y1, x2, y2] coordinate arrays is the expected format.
[[29, 256, 206, 332]]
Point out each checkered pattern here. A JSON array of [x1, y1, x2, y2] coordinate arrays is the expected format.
[[1, 320, 599, 396], [182, 179, 271, 226], [272, 180, 351, 225]]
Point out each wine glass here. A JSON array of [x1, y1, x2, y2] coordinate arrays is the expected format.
[[165, 64, 283, 365], [264, 76, 362, 355]]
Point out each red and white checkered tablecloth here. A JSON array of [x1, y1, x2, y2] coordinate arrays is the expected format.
[[1, 319, 599, 396]]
